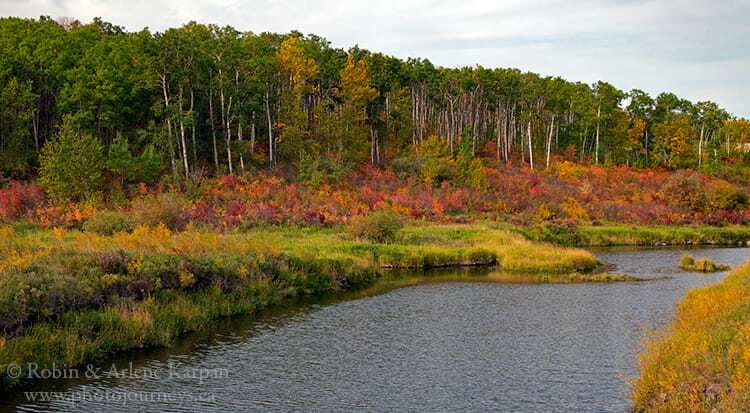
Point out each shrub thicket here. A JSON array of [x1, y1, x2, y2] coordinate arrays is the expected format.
[[661, 171, 708, 212], [346, 210, 403, 243]]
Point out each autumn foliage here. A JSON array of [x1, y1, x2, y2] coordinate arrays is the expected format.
[[2, 159, 749, 231]]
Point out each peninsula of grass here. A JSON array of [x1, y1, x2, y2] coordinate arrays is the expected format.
[[680, 254, 730, 272], [630, 261, 750, 411], [0, 222, 599, 390]]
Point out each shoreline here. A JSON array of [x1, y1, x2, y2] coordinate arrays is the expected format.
[[0, 223, 597, 390], [2, 220, 748, 393], [630, 261, 750, 410]]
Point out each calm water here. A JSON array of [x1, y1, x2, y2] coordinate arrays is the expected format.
[[4, 247, 749, 412]]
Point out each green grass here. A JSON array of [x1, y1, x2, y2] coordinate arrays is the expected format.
[[680, 253, 730, 272], [578, 224, 750, 247]]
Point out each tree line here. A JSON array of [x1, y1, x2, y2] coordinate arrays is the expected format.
[[2, 16, 749, 187]]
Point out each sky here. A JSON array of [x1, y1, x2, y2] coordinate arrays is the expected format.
[[3, 0, 750, 118]]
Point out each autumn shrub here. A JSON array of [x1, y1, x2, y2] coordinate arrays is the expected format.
[[0, 181, 45, 222], [346, 210, 403, 243], [294, 210, 327, 227], [419, 135, 456, 187], [420, 156, 455, 187], [466, 159, 489, 191], [692, 210, 750, 227], [249, 202, 281, 226], [710, 180, 748, 211], [180, 202, 219, 228], [660, 171, 708, 212], [130, 191, 187, 230], [83, 210, 137, 235], [97, 250, 130, 274]]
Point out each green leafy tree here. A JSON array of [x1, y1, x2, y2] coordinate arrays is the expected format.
[[0, 78, 38, 178], [106, 134, 137, 186], [39, 115, 104, 200]]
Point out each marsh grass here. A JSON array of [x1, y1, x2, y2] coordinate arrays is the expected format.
[[577, 224, 750, 247], [631, 261, 750, 411], [680, 253, 730, 272], [375, 224, 599, 272]]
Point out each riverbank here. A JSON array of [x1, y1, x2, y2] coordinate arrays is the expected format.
[[0, 222, 600, 389], [630, 261, 750, 411], [580, 224, 750, 246], [519, 222, 750, 247]]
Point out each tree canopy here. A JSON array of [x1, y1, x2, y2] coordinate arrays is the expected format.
[[1, 16, 748, 185]]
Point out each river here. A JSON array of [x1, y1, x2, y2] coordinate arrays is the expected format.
[[4, 247, 749, 412]]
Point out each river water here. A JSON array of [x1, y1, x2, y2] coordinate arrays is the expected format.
[[4, 247, 749, 412]]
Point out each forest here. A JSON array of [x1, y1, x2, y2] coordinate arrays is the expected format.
[[2, 16, 750, 191]]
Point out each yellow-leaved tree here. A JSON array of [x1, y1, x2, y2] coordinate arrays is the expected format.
[[335, 55, 376, 162], [275, 37, 318, 161], [654, 116, 695, 168]]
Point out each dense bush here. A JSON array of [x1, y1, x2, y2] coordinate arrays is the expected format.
[[538, 219, 581, 246], [346, 210, 403, 243], [711, 180, 748, 211], [390, 156, 422, 177], [0, 180, 45, 221], [131, 191, 187, 230], [660, 171, 708, 212], [83, 210, 137, 234]]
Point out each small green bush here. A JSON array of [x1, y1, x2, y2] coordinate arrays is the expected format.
[[83, 210, 136, 235], [346, 210, 403, 243], [39, 115, 105, 201], [297, 152, 352, 189]]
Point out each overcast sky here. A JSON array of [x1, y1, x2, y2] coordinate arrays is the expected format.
[[4, 0, 750, 118]]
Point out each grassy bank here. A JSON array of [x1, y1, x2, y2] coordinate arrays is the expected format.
[[630, 261, 750, 411], [520, 222, 750, 247], [578, 224, 750, 247], [0, 222, 598, 389]]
